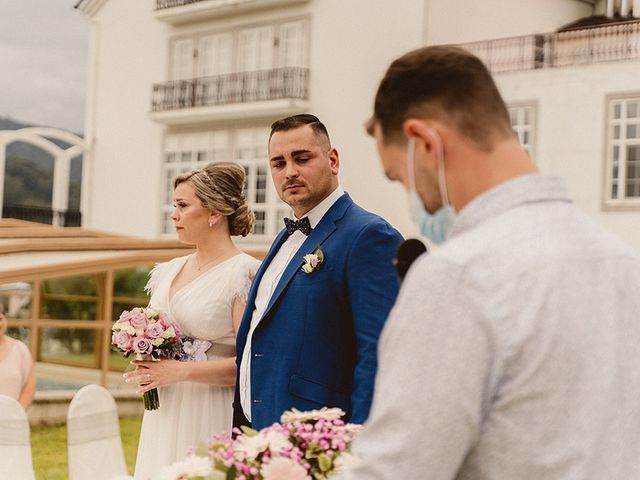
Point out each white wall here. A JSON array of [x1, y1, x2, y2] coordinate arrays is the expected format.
[[496, 61, 640, 252], [308, 0, 425, 236], [425, 0, 594, 45], [86, 0, 169, 237]]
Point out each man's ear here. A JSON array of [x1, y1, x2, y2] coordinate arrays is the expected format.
[[328, 147, 340, 175], [403, 119, 441, 170]]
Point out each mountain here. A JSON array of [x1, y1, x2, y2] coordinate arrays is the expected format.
[[1, 116, 83, 210]]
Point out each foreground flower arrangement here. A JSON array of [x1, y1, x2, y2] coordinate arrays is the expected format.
[[158, 408, 362, 480]]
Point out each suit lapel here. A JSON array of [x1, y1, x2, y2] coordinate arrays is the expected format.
[[259, 193, 353, 322]]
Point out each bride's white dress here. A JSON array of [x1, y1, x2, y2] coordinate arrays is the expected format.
[[133, 252, 260, 480]]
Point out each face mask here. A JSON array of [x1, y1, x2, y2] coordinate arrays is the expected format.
[[406, 136, 456, 244]]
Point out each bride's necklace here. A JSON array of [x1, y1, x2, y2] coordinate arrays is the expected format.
[[193, 251, 227, 271]]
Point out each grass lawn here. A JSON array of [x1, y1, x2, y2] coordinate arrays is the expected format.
[[31, 416, 142, 479]]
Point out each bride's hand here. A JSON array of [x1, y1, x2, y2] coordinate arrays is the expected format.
[[123, 359, 188, 394]]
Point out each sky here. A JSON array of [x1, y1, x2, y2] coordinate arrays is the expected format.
[[0, 0, 89, 134]]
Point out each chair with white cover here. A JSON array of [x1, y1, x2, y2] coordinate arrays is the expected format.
[[0, 394, 35, 480], [67, 384, 133, 480]]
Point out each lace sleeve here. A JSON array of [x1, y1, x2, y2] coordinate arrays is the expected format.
[[231, 256, 260, 304], [144, 262, 164, 297]]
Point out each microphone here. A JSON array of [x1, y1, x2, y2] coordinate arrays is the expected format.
[[394, 238, 427, 283]]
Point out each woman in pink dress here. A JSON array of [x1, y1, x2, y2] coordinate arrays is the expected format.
[[0, 307, 36, 409]]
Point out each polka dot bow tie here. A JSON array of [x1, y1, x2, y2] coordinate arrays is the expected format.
[[284, 216, 312, 236]]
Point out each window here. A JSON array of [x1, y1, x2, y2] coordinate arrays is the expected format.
[[169, 18, 308, 81], [607, 96, 640, 206], [508, 104, 536, 161], [161, 128, 288, 241]]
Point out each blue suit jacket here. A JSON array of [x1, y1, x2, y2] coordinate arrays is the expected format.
[[233, 193, 402, 430]]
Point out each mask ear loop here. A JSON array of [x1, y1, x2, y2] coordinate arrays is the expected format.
[[406, 137, 420, 221], [424, 127, 451, 209]]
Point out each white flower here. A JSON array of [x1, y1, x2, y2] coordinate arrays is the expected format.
[[124, 325, 136, 335], [151, 337, 164, 346], [155, 455, 213, 480], [263, 429, 293, 454], [261, 457, 311, 480], [162, 326, 176, 339], [302, 253, 321, 274], [235, 432, 270, 460], [280, 407, 345, 424]]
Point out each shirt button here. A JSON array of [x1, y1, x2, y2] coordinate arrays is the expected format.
[[253, 399, 262, 403], [254, 353, 263, 357]]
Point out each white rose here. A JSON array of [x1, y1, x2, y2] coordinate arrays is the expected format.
[[162, 326, 176, 339]]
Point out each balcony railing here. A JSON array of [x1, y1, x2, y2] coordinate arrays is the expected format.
[[155, 0, 203, 9], [2, 204, 82, 227], [151, 67, 309, 112], [459, 20, 640, 73]]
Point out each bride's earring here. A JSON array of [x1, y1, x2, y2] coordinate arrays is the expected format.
[[208, 218, 215, 228]]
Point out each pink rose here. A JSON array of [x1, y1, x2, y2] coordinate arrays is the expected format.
[[113, 331, 133, 352], [145, 321, 165, 339], [261, 457, 310, 480], [118, 310, 133, 324], [133, 337, 153, 355], [130, 310, 148, 329]]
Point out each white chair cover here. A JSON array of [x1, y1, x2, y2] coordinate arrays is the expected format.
[[0, 394, 35, 480], [67, 384, 133, 480]]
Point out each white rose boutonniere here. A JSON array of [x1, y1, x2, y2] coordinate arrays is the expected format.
[[302, 245, 324, 274]]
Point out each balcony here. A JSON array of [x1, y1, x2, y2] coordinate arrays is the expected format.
[[2, 204, 82, 227], [458, 20, 640, 74], [154, 0, 310, 25], [149, 67, 310, 125]]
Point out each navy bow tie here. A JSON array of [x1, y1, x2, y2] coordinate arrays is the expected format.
[[284, 216, 312, 236]]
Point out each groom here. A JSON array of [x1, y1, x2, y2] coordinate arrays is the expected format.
[[233, 114, 403, 430]]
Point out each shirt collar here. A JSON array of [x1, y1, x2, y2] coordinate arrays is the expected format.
[[449, 174, 572, 238], [293, 185, 344, 228]]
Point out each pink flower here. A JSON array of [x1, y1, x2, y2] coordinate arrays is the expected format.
[[113, 330, 133, 352], [145, 321, 165, 339], [118, 310, 133, 323], [130, 310, 148, 329], [261, 457, 310, 480], [133, 337, 153, 355]]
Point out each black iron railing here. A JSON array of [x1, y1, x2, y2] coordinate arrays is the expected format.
[[2, 204, 82, 227], [155, 0, 204, 9], [458, 20, 640, 73], [151, 67, 309, 112]]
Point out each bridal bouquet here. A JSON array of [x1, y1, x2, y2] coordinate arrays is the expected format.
[[111, 307, 181, 410], [158, 408, 362, 480]]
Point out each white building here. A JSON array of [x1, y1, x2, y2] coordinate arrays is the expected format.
[[76, 0, 640, 253]]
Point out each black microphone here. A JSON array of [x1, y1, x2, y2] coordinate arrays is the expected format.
[[394, 238, 427, 283]]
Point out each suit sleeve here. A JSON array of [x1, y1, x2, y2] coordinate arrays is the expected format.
[[346, 220, 403, 424]]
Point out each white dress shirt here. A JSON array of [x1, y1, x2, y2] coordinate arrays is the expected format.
[[240, 186, 344, 421]]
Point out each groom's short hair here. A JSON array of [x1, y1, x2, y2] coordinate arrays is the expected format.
[[269, 114, 331, 149]]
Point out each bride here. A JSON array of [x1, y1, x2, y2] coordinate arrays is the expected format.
[[125, 162, 260, 479]]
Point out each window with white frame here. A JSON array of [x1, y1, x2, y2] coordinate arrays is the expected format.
[[161, 128, 289, 240], [607, 96, 640, 205], [508, 104, 536, 161], [170, 18, 308, 82]]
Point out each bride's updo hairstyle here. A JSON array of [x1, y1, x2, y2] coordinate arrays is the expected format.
[[174, 162, 255, 237]]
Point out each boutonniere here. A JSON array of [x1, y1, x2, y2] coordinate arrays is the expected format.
[[302, 246, 324, 274]]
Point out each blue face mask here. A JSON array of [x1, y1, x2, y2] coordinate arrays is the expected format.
[[407, 137, 456, 244]]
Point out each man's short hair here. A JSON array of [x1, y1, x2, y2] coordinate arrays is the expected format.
[[369, 46, 513, 150], [269, 114, 331, 148]]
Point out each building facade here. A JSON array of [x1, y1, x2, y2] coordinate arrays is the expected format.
[[77, 0, 640, 252]]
